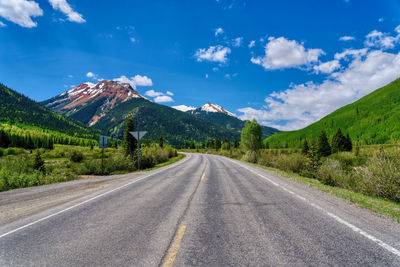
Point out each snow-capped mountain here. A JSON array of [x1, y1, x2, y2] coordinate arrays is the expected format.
[[42, 80, 147, 125], [172, 102, 279, 139], [173, 102, 237, 118]]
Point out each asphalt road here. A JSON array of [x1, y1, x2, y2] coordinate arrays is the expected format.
[[0, 153, 399, 266]]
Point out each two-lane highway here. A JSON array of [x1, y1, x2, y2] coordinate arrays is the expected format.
[[1, 153, 399, 266]]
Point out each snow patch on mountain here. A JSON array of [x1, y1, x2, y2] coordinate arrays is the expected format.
[[172, 105, 197, 112]]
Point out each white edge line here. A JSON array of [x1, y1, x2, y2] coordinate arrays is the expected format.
[[226, 157, 400, 258], [0, 154, 191, 239]]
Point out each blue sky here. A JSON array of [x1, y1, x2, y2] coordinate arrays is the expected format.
[[1, 0, 400, 130]]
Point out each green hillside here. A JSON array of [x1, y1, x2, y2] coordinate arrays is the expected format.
[[187, 110, 279, 139], [0, 83, 98, 139], [265, 78, 400, 148], [92, 98, 240, 146]]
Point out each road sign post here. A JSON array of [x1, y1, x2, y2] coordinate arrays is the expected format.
[[129, 131, 147, 170], [99, 136, 108, 175]]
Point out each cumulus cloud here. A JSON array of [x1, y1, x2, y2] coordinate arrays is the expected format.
[[0, 0, 43, 28], [215, 27, 224, 36], [239, 49, 400, 130], [339, 36, 355, 41], [86, 72, 96, 78], [0, 21, 6, 27], [113, 74, 153, 88], [232, 37, 243, 47], [364, 28, 400, 50], [313, 60, 340, 74], [251, 37, 324, 70], [145, 90, 174, 103], [154, 95, 174, 103], [48, 0, 85, 23], [145, 89, 163, 97], [248, 40, 255, 48], [194, 45, 231, 63], [132, 75, 152, 86]]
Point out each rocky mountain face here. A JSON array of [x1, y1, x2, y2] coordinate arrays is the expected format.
[[42, 80, 146, 126]]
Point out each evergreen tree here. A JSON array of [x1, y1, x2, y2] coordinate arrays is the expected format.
[[307, 138, 320, 175], [317, 129, 331, 157], [301, 137, 309, 155], [123, 117, 137, 156], [331, 128, 347, 153], [159, 135, 164, 148], [344, 133, 353, 151], [190, 140, 196, 149], [214, 138, 221, 149], [240, 119, 262, 151], [33, 151, 45, 173]]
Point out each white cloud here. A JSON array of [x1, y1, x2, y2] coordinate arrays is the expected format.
[[224, 74, 230, 79], [251, 37, 324, 70], [334, 48, 368, 60], [215, 27, 224, 36], [113, 74, 153, 88], [145, 90, 163, 97], [194, 45, 231, 63], [86, 72, 95, 78], [232, 37, 243, 47], [48, 0, 85, 23], [239, 49, 400, 130], [130, 37, 136, 43], [339, 36, 355, 41], [205, 74, 209, 78], [0, 0, 43, 28], [113, 75, 136, 88], [313, 60, 340, 74], [132, 75, 152, 86], [154, 95, 174, 103], [378, 17, 384, 22], [248, 40, 255, 48], [0, 21, 5, 27], [364, 29, 400, 50], [212, 67, 219, 72], [145, 90, 174, 103]]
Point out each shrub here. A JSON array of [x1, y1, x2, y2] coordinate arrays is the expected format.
[[70, 150, 84, 163], [275, 153, 307, 173], [358, 148, 400, 202], [242, 151, 258, 163]]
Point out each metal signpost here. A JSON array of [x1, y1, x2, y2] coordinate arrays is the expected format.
[[129, 131, 147, 170], [99, 136, 108, 175]]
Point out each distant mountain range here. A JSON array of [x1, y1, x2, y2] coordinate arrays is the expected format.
[[42, 80, 280, 146], [265, 78, 400, 148], [173, 103, 279, 139]]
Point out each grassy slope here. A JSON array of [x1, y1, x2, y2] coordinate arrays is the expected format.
[[0, 83, 98, 138], [265, 78, 400, 148]]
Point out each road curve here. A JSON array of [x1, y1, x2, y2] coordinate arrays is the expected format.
[[0, 153, 399, 266]]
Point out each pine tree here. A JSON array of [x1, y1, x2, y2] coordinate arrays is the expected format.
[[331, 128, 347, 153], [307, 139, 320, 175], [317, 129, 331, 157], [123, 117, 137, 157], [344, 133, 353, 151], [301, 137, 309, 155], [33, 151, 45, 173], [159, 135, 164, 148]]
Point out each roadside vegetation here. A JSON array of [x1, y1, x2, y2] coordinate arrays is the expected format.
[[0, 117, 179, 192], [181, 119, 400, 221]]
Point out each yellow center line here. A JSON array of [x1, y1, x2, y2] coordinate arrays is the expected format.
[[201, 173, 206, 181], [162, 224, 187, 267]]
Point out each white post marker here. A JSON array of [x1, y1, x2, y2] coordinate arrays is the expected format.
[[130, 131, 147, 170]]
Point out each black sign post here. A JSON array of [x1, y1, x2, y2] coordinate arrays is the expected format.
[[99, 136, 108, 175]]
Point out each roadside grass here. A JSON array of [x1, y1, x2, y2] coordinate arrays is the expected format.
[[0, 144, 183, 192]]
